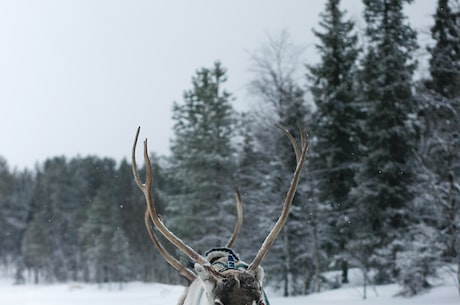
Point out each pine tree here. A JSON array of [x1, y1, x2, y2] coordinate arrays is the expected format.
[[23, 157, 104, 282], [0, 158, 14, 266], [24, 157, 72, 282], [352, 0, 419, 284], [0, 159, 31, 271], [416, 0, 460, 293], [307, 0, 361, 284], [426, 0, 460, 99], [79, 185, 119, 283], [21, 212, 49, 284], [167, 61, 238, 253], [111, 227, 131, 289]]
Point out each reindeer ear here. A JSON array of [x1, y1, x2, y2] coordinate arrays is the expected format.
[[249, 265, 265, 285], [195, 263, 220, 283], [194, 263, 204, 274], [195, 264, 221, 304]]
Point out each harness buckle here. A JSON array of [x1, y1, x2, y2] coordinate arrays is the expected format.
[[227, 255, 236, 269]]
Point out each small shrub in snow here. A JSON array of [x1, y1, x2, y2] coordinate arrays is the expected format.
[[395, 225, 442, 296]]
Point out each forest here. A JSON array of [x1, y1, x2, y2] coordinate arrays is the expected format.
[[0, 0, 459, 298]]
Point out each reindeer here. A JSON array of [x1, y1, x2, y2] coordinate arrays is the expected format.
[[131, 125, 308, 305]]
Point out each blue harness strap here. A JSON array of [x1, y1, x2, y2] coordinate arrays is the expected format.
[[206, 247, 249, 272], [211, 256, 249, 272], [227, 255, 236, 269]]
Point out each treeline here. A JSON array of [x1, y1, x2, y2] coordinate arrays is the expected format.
[[0, 0, 459, 297], [0, 156, 178, 285]]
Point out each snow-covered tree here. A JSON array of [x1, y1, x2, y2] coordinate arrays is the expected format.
[[0, 159, 31, 271], [426, 0, 460, 99], [351, 0, 419, 284], [79, 184, 119, 283], [394, 224, 443, 295], [111, 227, 131, 289], [167, 61, 239, 253], [416, 0, 460, 293], [307, 0, 361, 284], [21, 211, 49, 284]]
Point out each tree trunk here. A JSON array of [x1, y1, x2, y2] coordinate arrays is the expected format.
[[283, 228, 294, 296], [34, 267, 39, 284], [341, 260, 349, 284], [362, 268, 367, 300], [312, 201, 321, 293], [457, 260, 460, 296], [447, 173, 459, 294]]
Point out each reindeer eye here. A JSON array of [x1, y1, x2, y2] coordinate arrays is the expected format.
[[242, 277, 256, 289], [222, 277, 236, 289], [214, 300, 224, 305]]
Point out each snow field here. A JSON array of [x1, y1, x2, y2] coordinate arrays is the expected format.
[[0, 277, 458, 305]]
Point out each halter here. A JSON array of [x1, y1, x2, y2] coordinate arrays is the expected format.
[[206, 247, 248, 272], [212, 255, 250, 272]]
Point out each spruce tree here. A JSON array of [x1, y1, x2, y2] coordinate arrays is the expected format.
[[79, 185, 119, 283], [0, 158, 14, 264], [426, 0, 460, 99], [167, 61, 238, 253], [307, 0, 361, 284], [111, 227, 131, 289], [0, 159, 31, 271], [21, 212, 49, 284], [417, 0, 460, 293], [352, 0, 419, 283], [25, 157, 75, 282]]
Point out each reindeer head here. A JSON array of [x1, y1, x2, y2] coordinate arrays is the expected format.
[[195, 264, 265, 305], [193, 249, 266, 305], [131, 125, 308, 305]]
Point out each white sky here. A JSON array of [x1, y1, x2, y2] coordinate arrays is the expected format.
[[0, 0, 436, 170]]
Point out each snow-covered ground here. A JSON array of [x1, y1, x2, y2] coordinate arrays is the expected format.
[[0, 277, 458, 305]]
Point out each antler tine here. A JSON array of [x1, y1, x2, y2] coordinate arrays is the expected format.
[[132, 127, 209, 268], [225, 187, 243, 248], [275, 123, 301, 163], [131, 127, 144, 189], [248, 126, 308, 271], [144, 209, 196, 281], [298, 123, 309, 157]]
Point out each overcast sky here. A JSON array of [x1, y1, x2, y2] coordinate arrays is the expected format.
[[0, 0, 437, 170]]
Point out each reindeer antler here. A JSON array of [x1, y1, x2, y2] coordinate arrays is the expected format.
[[248, 125, 308, 271]]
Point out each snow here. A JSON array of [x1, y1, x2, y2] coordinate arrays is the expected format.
[[0, 277, 458, 305]]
